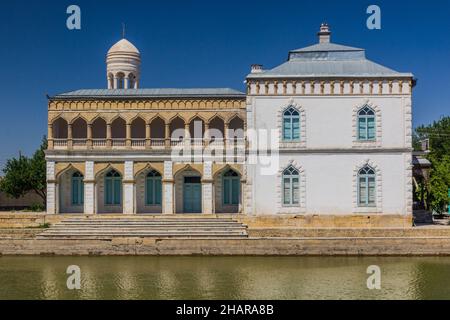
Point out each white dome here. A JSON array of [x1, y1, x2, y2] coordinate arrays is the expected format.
[[106, 38, 141, 89], [108, 38, 140, 54]]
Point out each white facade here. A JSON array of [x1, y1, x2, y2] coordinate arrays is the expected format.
[[245, 24, 413, 217]]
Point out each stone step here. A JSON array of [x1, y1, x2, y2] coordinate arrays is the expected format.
[[63, 215, 236, 222], [55, 221, 243, 226], [47, 227, 247, 232], [36, 235, 248, 240], [42, 229, 247, 234], [38, 217, 248, 239], [37, 232, 247, 239]]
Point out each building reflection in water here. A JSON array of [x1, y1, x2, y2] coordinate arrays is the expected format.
[[2, 256, 450, 299]]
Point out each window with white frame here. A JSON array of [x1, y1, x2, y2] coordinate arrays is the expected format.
[[282, 106, 300, 141], [282, 166, 300, 206], [357, 106, 376, 141], [358, 165, 376, 207]]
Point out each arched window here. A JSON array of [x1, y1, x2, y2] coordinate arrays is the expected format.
[[282, 166, 299, 205], [223, 169, 240, 205], [358, 166, 376, 207], [357, 106, 376, 141], [129, 74, 136, 89], [283, 106, 300, 141], [105, 169, 121, 205], [146, 170, 162, 205], [116, 73, 125, 89], [71, 172, 84, 206]]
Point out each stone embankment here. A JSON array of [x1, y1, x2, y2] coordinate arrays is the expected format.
[[1, 213, 450, 256]]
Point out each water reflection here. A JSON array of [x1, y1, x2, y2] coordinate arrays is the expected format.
[[1, 256, 450, 299]]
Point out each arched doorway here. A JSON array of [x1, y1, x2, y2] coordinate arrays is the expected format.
[[214, 168, 241, 214], [58, 168, 84, 214], [136, 168, 163, 214], [96, 168, 123, 214], [174, 167, 202, 213]]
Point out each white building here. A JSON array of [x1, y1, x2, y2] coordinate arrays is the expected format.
[[245, 24, 414, 224], [46, 24, 414, 227]]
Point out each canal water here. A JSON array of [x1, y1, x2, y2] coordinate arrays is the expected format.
[[1, 256, 450, 299]]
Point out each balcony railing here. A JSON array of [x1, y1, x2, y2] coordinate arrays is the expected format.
[[131, 139, 146, 148], [190, 138, 205, 147], [92, 139, 107, 147], [112, 138, 126, 147], [53, 138, 68, 148], [72, 139, 87, 147], [50, 138, 246, 151], [151, 138, 165, 147], [170, 138, 184, 147]]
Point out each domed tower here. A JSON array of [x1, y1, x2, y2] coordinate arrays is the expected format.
[[106, 38, 141, 89]]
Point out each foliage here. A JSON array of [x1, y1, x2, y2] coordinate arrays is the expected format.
[[414, 116, 450, 213], [0, 137, 47, 205], [29, 203, 45, 212]]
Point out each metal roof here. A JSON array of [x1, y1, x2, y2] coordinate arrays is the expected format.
[[52, 88, 246, 99], [248, 41, 413, 79]]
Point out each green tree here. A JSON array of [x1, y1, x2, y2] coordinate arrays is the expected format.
[[29, 137, 47, 202], [415, 116, 450, 213], [0, 137, 47, 205], [428, 155, 450, 213]]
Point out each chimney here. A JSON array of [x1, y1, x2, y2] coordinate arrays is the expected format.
[[251, 64, 263, 73], [318, 23, 331, 44]]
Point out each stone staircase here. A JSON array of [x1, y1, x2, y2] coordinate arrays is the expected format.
[[37, 217, 248, 240]]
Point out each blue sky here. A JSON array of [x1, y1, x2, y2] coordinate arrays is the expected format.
[[0, 0, 449, 169]]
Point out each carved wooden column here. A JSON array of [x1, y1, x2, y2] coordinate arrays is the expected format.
[[224, 122, 230, 150], [48, 123, 54, 149], [204, 122, 210, 147], [87, 123, 93, 149], [67, 123, 73, 149], [145, 122, 151, 149], [126, 123, 132, 148], [184, 123, 190, 146], [106, 123, 112, 148], [165, 123, 170, 148]]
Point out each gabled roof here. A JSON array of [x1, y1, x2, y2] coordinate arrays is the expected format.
[[51, 88, 246, 99]]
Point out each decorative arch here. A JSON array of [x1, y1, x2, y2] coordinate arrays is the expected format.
[[91, 116, 107, 139], [110, 116, 126, 139], [352, 100, 382, 148], [277, 101, 306, 149], [130, 116, 146, 139], [69, 114, 89, 125], [55, 163, 85, 180], [173, 163, 203, 178], [352, 159, 382, 213], [134, 163, 163, 179], [149, 116, 165, 140], [187, 113, 208, 124], [109, 114, 127, 125], [168, 113, 187, 124], [52, 117, 68, 139], [71, 117, 88, 140], [169, 116, 186, 140], [207, 113, 226, 123], [212, 164, 243, 179], [226, 114, 244, 125], [94, 163, 124, 179], [276, 160, 306, 213], [129, 114, 146, 124]]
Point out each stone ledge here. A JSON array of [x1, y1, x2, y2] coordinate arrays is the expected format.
[[1, 237, 450, 256]]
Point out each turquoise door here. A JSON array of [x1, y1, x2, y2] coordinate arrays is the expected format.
[[183, 177, 202, 213]]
